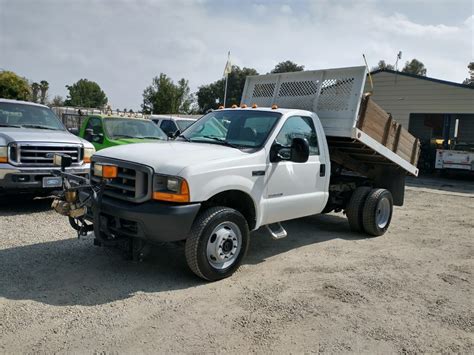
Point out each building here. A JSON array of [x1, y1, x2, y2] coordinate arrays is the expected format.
[[365, 69, 474, 147]]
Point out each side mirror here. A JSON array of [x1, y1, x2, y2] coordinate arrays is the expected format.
[[168, 129, 181, 139], [290, 137, 310, 163], [270, 137, 310, 163], [84, 128, 94, 141], [92, 133, 104, 144], [68, 128, 79, 135]]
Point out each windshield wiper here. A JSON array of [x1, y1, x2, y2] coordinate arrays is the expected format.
[[200, 135, 240, 149], [140, 136, 164, 140], [0, 123, 22, 128], [113, 135, 136, 139], [21, 124, 59, 130]]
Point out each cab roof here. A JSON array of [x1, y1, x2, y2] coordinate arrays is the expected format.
[[88, 114, 150, 122], [216, 106, 313, 116], [0, 98, 50, 109]]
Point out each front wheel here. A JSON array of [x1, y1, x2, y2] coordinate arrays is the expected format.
[[185, 206, 249, 281]]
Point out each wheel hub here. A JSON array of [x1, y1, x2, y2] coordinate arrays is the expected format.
[[375, 197, 391, 229], [206, 222, 242, 269]]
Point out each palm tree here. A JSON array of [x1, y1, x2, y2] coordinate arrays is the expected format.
[[31, 82, 40, 103], [39, 80, 49, 104]]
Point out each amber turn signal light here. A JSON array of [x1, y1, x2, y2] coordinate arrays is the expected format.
[[93, 164, 118, 179]]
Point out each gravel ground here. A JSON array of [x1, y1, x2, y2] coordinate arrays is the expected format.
[[0, 179, 473, 353]]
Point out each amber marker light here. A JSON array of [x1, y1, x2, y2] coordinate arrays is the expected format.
[[0, 146, 7, 163], [153, 179, 190, 203], [93, 164, 118, 178], [252, 103, 258, 108]]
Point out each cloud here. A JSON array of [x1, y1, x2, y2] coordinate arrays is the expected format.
[[0, 0, 471, 109]]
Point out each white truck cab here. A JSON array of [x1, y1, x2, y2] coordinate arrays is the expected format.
[[56, 66, 420, 281]]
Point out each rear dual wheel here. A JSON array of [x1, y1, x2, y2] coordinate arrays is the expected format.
[[346, 187, 393, 236]]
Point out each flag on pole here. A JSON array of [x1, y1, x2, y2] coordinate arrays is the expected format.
[[223, 51, 232, 77]]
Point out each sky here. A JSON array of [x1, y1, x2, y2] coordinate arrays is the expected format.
[[1, 0, 473, 110]]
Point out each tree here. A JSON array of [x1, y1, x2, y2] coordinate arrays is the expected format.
[[371, 60, 394, 71], [402, 59, 427, 76], [39, 80, 49, 104], [0, 71, 30, 101], [31, 82, 40, 103], [50, 95, 64, 107], [142, 73, 192, 114], [196, 65, 258, 113], [64, 79, 108, 108], [462, 62, 474, 86], [270, 60, 304, 74]]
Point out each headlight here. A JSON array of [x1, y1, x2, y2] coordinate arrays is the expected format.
[[83, 147, 95, 163], [93, 163, 118, 179], [0, 146, 6, 163], [153, 174, 190, 203]]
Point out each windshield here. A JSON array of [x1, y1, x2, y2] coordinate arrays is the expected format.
[[0, 102, 65, 130], [176, 119, 195, 131], [181, 110, 281, 148], [104, 118, 167, 140]]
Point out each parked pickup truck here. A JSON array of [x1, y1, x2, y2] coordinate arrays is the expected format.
[[78, 114, 167, 150], [150, 115, 198, 138], [51, 66, 420, 281], [0, 99, 94, 195]]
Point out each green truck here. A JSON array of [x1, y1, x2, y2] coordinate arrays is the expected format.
[[79, 114, 167, 150]]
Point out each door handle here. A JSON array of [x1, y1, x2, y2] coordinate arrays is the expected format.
[[320, 164, 326, 177]]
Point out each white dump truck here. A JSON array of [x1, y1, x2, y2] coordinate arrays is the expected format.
[[51, 66, 420, 281]]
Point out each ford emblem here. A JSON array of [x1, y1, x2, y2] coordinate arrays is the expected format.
[[45, 153, 54, 158]]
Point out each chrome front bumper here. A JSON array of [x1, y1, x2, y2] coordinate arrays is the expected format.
[[0, 163, 90, 191]]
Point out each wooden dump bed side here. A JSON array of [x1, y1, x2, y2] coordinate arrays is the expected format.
[[328, 94, 420, 177], [357, 94, 420, 166]]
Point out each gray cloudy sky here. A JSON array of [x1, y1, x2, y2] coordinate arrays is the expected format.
[[1, 0, 472, 110]]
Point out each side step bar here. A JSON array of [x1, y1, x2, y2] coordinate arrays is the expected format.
[[266, 223, 287, 240]]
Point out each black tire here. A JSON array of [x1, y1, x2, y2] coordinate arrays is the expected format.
[[346, 187, 371, 233], [362, 188, 393, 237], [185, 206, 249, 281]]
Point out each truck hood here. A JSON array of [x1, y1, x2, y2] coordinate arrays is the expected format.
[[94, 141, 249, 175], [0, 127, 90, 146]]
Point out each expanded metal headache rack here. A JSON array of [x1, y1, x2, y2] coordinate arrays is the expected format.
[[241, 66, 420, 176]]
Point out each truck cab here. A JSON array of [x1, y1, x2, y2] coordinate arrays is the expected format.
[[79, 115, 168, 150]]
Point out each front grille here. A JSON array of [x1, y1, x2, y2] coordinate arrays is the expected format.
[[8, 143, 82, 166], [91, 160, 152, 203]]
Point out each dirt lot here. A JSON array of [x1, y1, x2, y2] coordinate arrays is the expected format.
[[0, 178, 473, 353]]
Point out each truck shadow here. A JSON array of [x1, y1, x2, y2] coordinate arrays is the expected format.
[[0, 195, 52, 216], [0, 213, 360, 307]]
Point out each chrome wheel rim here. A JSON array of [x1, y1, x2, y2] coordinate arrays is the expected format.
[[376, 197, 391, 229], [206, 221, 242, 270]]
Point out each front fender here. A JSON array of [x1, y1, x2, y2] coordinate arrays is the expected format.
[[190, 173, 264, 227]]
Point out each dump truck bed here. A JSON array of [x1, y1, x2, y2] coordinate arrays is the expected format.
[[241, 66, 420, 176]]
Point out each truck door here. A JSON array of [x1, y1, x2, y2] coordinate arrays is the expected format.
[[263, 115, 328, 224]]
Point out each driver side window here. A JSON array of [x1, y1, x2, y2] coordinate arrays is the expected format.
[[85, 117, 103, 135], [275, 116, 319, 155]]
